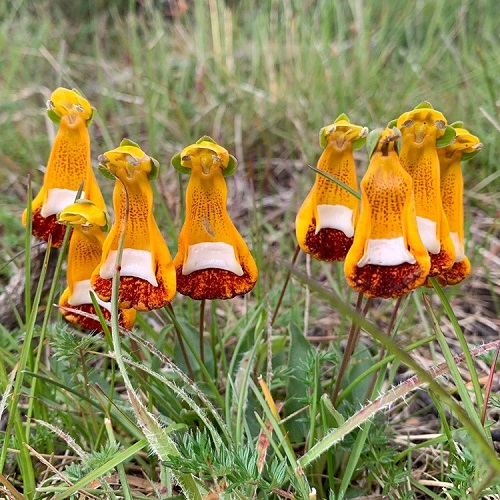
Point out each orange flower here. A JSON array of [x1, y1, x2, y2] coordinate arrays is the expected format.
[[58, 201, 136, 331], [344, 128, 430, 298], [171, 137, 257, 300], [90, 140, 176, 311], [396, 102, 456, 276], [296, 114, 368, 261], [436, 124, 482, 285], [22, 88, 106, 247]]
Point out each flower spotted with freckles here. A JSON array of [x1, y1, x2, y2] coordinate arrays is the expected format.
[[296, 114, 368, 261], [396, 102, 456, 276], [58, 201, 136, 332], [171, 137, 257, 300], [90, 140, 176, 311], [344, 128, 430, 298], [436, 124, 482, 285], [22, 87, 106, 247]]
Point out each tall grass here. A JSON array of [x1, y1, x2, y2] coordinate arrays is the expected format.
[[0, 0, 499, 498]]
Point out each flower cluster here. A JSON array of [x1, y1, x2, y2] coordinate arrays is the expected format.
[[26, 88, 257, 333], [299, 102, 482, 298]]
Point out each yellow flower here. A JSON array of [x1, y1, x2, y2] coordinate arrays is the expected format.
[[344, 128, 430, 298], [58, 200, 136, 332], [171, 137, 257, 300], [396, 102, 456, 276], [22, 87, 106, 247], [296, 114, 368, 261], [90, 140, 176, 311], [436, 124, 482, 285]]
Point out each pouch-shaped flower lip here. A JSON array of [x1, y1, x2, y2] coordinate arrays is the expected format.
[[395, 102, 456, 276], [173, 137, 257, 300], [57, 200, 136, 332], [296, 114, 367, 262], [344, 128, 430, 298], [22, 87, 105, 248], [92, 140, 175, 311], [171, 136, 237, 176], [435, 124, 482, 286]]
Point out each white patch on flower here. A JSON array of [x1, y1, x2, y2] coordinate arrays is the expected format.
[[41, 188, 84, 218], [450, 232, 464, 262], [416, 216, 440, 254], [357, 237, 416, 267], [315, 204, 354, 237], [100, 249, 158, 287], [182, 242, 243, 276], [68, 279, 111, 311]]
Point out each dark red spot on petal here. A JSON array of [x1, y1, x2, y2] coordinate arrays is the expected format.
[[32, 207, 68, 248], [303, 219, 353, 261]]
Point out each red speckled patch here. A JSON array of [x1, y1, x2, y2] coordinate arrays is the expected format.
[[91, 273, 173, 311], [433, 260, 470, 287], [428, 248, 454, 276], [304, 219, 353, 261], [347, 261, 425, 298], [176, 267, 256, 300], [60, 301, 135, 332], [32, 208, 68, 248]]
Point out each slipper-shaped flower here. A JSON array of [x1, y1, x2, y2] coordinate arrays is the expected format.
[[58, 200, 136, 331], [296, 114, 368, 261], [90, 140, 176, 311], [22, 88, 106, 247], [171, 137, 257, 300], [344, 128, 430, 298], [396, 102, 456, 276], [436, 123, 482, 285]]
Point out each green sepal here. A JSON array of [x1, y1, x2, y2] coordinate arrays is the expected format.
[[334, 113, 349, 123], [149, 157, 160, 180], [414, 101, 433, 110], [86, 107, 95, 127], [102, 211, 111, 233], [352, 135, 367, 151], [98, 163, 116, 180], [47, 109, 61, 125], [120, 138, 141, 148], [171, 153, 191, 175], [71, 88, 83, 97], [387, 118, 397, 128], [436, 125, 456, 148], [223, 155, 237, 176], [461, 150, 482, 162], [366, 129, 383, 158], [196, 135, 216, 144], [319, 127, 328, 148], [451, 121, 464, 129]]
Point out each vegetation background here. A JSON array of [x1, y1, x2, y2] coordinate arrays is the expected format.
[[0, 0, 498, 498]]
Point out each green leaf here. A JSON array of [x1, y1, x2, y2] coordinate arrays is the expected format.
[[451, 121, 464, 129], [86, 107, 95, 127], [98, 164, 116, 180], [461, 149, 482, 162], [149, 157, 160, 180], [366, 129, 383, 158], [414, 101, 433, 110], [319, 127, 328, 148], [334, 113, 349, 122], [436, 125, 456, 148], [196, 135, 216, 144], [223, 155, 237, 176], [387, 118, 397, 128], [351, 135, 367, 151], [120, 138, 140, 148], [171, 153, 191, 175], [46, 109, 61, 124]]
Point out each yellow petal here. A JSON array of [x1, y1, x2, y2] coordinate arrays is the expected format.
[[397, 106, 455, 275], [173, 140, 257, 300], [344, 129, 430, 298], [49, 87, 93, 123], [296, 117, 366, 261], [91, 143, 176, 311]]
